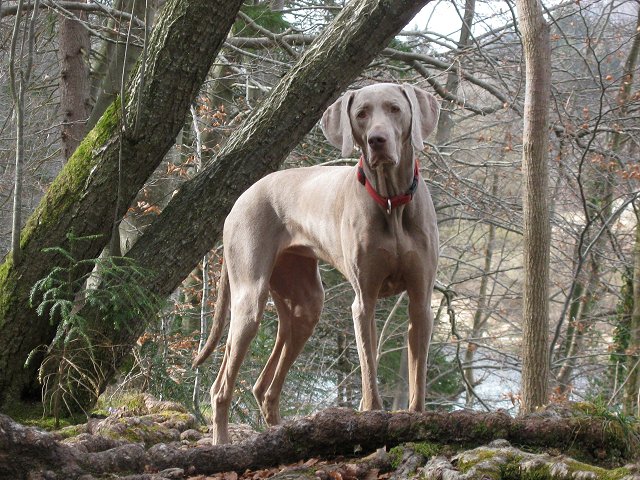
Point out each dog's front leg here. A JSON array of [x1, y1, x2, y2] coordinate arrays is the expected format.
[[406, 289, 434, 412], [352, 293, 383, 411]]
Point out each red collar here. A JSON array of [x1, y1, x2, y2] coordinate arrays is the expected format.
[[357, 157, 420, 214]]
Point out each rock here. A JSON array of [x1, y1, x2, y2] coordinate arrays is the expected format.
[[487, 439, 511, 448], [180, 429, 203, 441], [573, 471, 598, 480], [196, 436, 213, 446], [143, 394, 187, 414], [550, 461, 571, 479], [158, 467, 184, 478], [92, 414, 180, 446], [419, 456, 458, 480], [63, 432, 128, 453], [147, 412, 197, 432], [228, 423, 259, 444]]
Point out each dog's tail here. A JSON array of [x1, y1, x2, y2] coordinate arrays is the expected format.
[[192, 260, 230, 368]]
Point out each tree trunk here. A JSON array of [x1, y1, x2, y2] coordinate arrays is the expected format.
[[58, 0, 91, 160], [431, 0, 476, 208], [86, 0, 147, 131], [554, 262, 598, 394], [435, 0, 475, 145], [8, 0, 40, 266], [392, 332, 410, 410], [625, 204, 640, 415], [464, 171, 497, 407], [67, 0, 434, 411], [516, 0, 551, 414], [613, 6, 640, 415], [0, 0, 244, 409]]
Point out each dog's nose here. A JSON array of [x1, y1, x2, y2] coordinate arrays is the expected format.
[[368, 134, 387, 150]]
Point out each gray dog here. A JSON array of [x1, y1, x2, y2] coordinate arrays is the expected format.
[[193, 83, 440, 444]]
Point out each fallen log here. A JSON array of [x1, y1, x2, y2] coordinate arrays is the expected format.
[[0, 407, 636, 479], [150, 407, 635, 474]]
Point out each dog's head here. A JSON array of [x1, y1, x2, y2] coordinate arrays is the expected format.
[[321, 83, 440, 167]]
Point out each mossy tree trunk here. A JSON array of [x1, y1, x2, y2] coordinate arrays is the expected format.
[[67, 0, 434, 411], [0, 0, 244, 409]]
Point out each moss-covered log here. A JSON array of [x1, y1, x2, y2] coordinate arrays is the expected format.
[[1, 407, 637, 479], [0, 0, 244, 408]]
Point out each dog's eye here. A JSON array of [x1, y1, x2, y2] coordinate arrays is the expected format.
[[356, 110, 367, 119], [390, 105, 401, 113]]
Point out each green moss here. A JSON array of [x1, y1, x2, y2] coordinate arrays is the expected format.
[[500, 461, 522, 480], [569, 401, 639, 460], [121, 393, 147, 413], [95, 392, 147, 415], [519, 462, 551, 480], [456, 446, 632, 480], [20, 98, 121, 250], [388, 442, 440, 469], [56, 423, 87, 439], [388, 442, 443, 477], [468, 462, 502, 480], [0, 257, 14, 328], [3, 401, 84, 431], [563, 459, 631, 480], [412, 441, 442, 458], [388, 445, 405, 469], [457, 449, 499, 473], [153, 411, 192, 422], [471, 421, 491, 438], [98, 416, 176, 446]]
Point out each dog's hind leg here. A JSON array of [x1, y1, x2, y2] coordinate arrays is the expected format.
[[209, 247, 274, 445], [253, 252, 324, 426]]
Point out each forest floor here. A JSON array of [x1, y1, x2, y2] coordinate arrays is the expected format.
[[1, 394, 639, 479]]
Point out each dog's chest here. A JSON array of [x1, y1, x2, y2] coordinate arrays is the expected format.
[[369, 245, 412, 297]]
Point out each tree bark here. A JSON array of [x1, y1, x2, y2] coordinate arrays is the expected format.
[[515, 0, 551, 414], [58, 0, 91, 160], [86, 0, 147, 131], [626, 204, 640, 415], [464, 171, 497, 407], [0, 0, 244, 408], [8, 0, 40, 267], [69, 0, 434, 411], [431, 0, 476, 209]]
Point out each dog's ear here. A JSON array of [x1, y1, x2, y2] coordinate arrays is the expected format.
[[321, 90, 355, 157], [402, 84, 440, 151]]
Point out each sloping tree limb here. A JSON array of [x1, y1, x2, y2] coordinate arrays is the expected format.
[[71, 0, 434, 410], [226, 36, 518, 114], [0, 0, 244, 408]]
